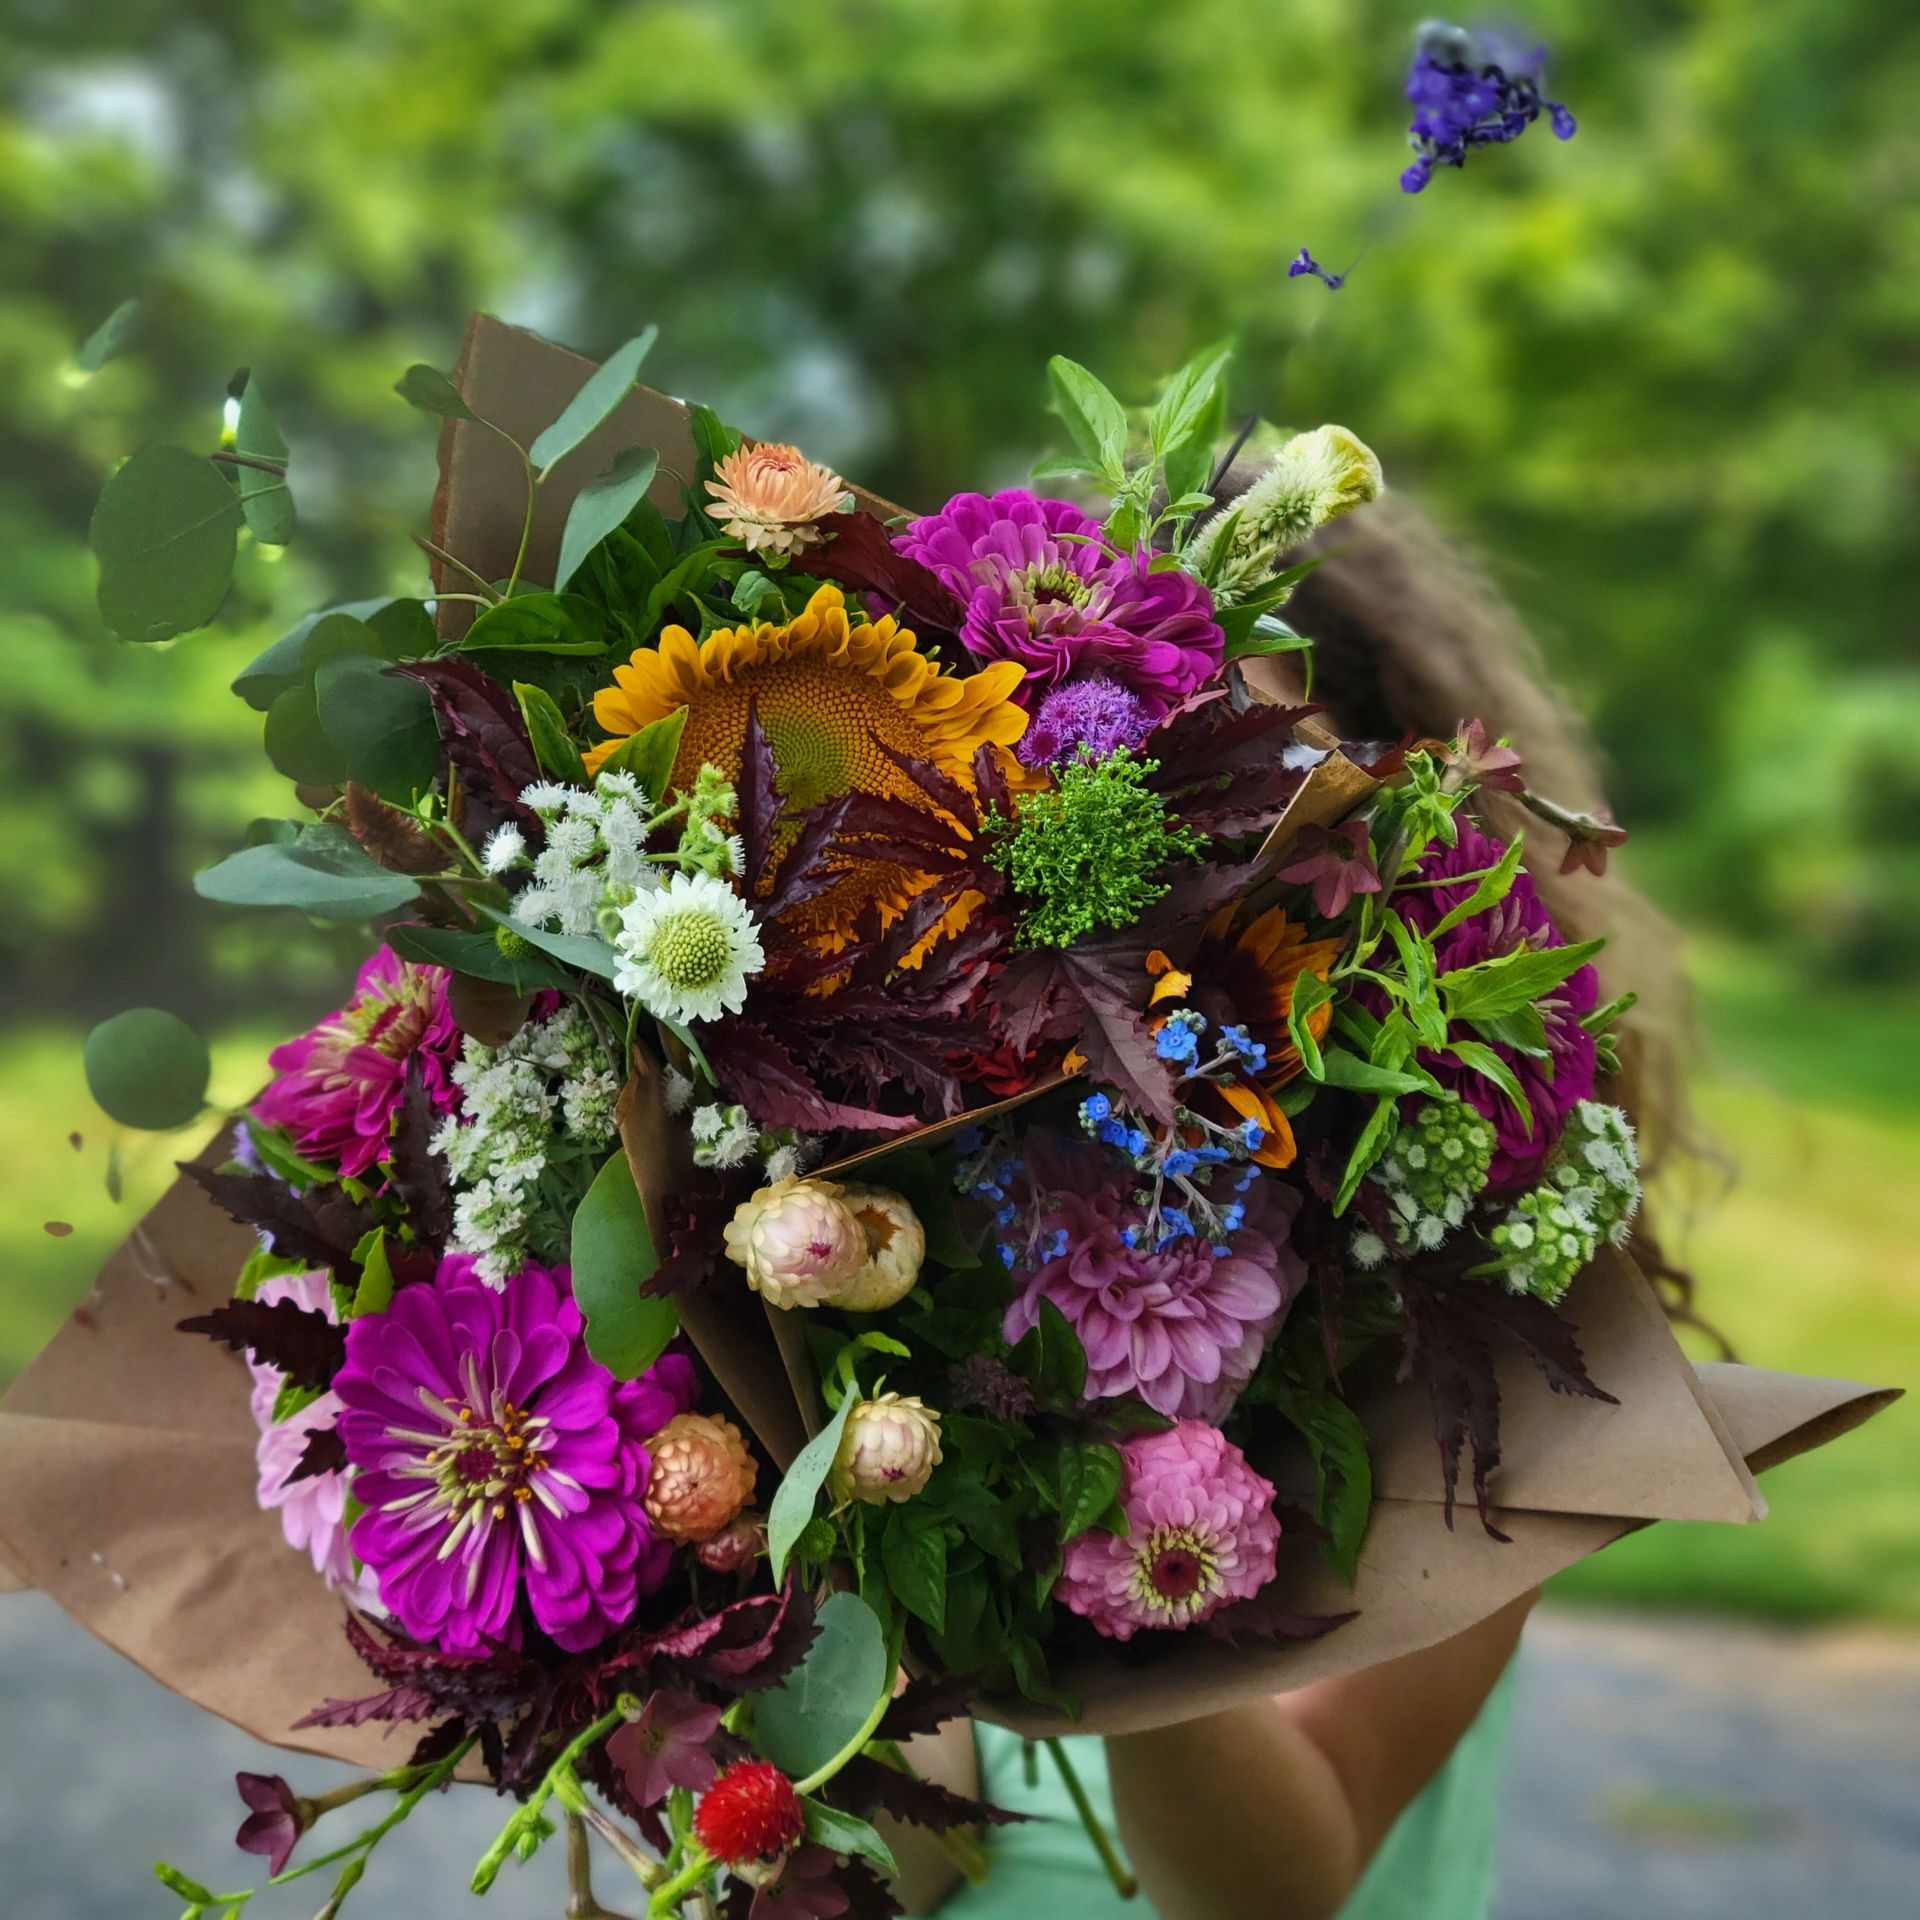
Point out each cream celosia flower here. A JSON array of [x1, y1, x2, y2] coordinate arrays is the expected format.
[[830, 1185, 927, 1312], [707, 442, 851, 556], [1187, 424, 1384, 607], [724, 1175, 868, 1308], [612, 871, 764, 1025], [830, 1392, 943, 1505]]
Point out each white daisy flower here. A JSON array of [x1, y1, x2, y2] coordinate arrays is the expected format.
[[613, 872, 765, 1025]]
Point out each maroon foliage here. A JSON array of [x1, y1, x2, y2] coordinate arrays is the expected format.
[[176, 1296, 346, 1391], [784, 510, 966, 638], [178, 1162, 375, 1283], [393, 658, 541, 840]]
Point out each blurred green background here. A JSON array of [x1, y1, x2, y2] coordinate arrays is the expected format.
[[0, 0, 1914, 1620]]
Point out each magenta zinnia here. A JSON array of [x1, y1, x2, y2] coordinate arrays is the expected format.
[[333, 1256, 696, 1653], [251, 945, 461, 1179], [1056, 1422, 1281, 1640], [895, 489, 1222, 716]]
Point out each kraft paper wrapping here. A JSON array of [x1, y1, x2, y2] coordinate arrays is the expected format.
[[0, 314, 1895, 1764]]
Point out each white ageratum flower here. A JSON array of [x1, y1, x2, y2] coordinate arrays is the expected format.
[[612, 872, 764, 1025], [723, 1175, 868, 1309], [690, 1100, 759, 1170], [830, 1185, 927, 1312], [830, 1392, 943, 1505], [482, 824, 528, 874]]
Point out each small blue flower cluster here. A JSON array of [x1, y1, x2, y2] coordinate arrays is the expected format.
[[1401, 21, 1575, 195]]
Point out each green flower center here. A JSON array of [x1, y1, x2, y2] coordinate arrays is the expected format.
[[647, 908, 734, 990]]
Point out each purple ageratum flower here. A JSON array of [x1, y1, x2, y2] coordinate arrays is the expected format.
[[334, 1258, 698, 1654], [1056, 1422, 1281, 1640], [1394, 822, 1599, 1189], [1002, 1157, 1302, 1421], [252, 946, 462, 1180], [607, 1690, 723, 1808], [1400, 21, 1576, 194], [895, 489, 1223, 716], [1016, 674, 1156, 768], [247, 1269, 381, 1610]]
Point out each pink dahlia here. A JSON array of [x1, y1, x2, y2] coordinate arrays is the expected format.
[[1056, 1422, 1281, 1640], [1002, 1161, 1301, 1421], [895, 489, 1222, 716], [246, 1269, 379, 1610], [251, 946, 461, 1179], [1392, 823, 1599, 1189], [334, 1257, 698, 1653]]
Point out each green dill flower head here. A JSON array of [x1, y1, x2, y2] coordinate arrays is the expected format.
[[984, 749, 1204, 948]]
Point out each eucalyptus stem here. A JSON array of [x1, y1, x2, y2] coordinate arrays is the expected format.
[[503, 448, 539, 599], [210, 448, 290, 477], [1042, 1740, 1137, 1901]]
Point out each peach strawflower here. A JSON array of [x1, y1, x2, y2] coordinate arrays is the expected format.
[[706, 442, 851, 556], [643, 1412, 759, 1545]]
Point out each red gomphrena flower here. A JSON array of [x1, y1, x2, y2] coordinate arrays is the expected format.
[[693, 1760, 805, 1866]]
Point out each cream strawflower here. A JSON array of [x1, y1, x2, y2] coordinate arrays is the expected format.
[[724, 1176, 868, 1309], [706, 442, 851, 556], [830, 1392, 943, 1505], [830, 1185, 927, 1312], [612, 871, 764, 1024], [643, 1413, 759, 1545]]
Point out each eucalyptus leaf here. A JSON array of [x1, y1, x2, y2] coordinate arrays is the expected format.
[[385, 924, 575, 993], [569, 1151, 678, 1378], [314, 651, 439, 800], [753, 1592, 889, 1781], [195, 823, 421, 921], [262, 682, 346, 786], [393, 364, 474, 420], [768, 1393, 857, 1584], [91, 444, 242, 642], [83, 1008, 210, 1131], [75, 298, 141, 373], [554, 445, 660, 588], [529, 328, 659, 473], [232, 600, 411, 711], [233, 375, 294, 546]]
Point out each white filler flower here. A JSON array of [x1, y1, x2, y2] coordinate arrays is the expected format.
[[613, 872, 765, 1024]]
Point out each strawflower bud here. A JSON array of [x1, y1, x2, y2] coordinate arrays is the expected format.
[[724, 1176, 868, 1309], [643, 1413, 759, 1545], [830, 1392, 943, 1505], [694, 1513, 766, 1575], [828, 1184, 926, 1312]]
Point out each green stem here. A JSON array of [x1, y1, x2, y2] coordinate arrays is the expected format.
[[793, 1619, 905, 1798], [210, 448, 289, 477], [413, 533, 502, 603], [1042, 1740, 1136, 1901], [503, 448, 539, 599], [472, 1704, 636, 1894], [645, 1846, 713, 1919]]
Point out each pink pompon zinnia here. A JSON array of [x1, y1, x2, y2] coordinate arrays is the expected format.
[[707, 442, 851, 556]]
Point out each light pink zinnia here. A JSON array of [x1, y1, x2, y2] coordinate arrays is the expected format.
[[1056, 1422, 1281, 1641], [246, 1270, 380, 1610], [1002, 1177, 1302, 1421], [251, 946, 461, 1179]]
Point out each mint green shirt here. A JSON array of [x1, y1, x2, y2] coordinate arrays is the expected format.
[[944, 1667, 1517, 1919]]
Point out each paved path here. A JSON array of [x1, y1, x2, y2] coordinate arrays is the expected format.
[[0, 1595, 1915, 1918]]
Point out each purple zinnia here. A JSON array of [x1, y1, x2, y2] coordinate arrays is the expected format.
[[1400, 22, 1576, 195], [1056, 1422, 1281, 1641], [1003, 1155, 1302, 1421], [334, 1257, 697, 1653], [1016, 674, 1156, 768], [252, 945, 462, 1180], [895, 489, 1223, 716], [1393, 823, 1598, 1189]]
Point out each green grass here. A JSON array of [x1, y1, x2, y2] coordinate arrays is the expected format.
[[2, 943, 1914, 1621]]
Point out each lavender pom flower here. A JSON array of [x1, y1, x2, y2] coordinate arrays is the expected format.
[[334, 1256, 697, 1653], [1401, 21, 1576, 194], [896, 489, 1222, 717], [1016, 674, 1156, 768]]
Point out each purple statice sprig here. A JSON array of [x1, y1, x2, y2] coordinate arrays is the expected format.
[[1400, 21, 1576, 195]]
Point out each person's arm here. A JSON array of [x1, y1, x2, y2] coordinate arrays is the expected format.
[[1103, 1591, 1537, 1920]]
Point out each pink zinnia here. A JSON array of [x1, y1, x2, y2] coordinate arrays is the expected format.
[[895, 489, 1223, 716], [251, 945, 461, 1179], [1002, 1168, 1301, 1421], [246, 1270, 380, 1610], [1056, 1422, 1281, 1640]]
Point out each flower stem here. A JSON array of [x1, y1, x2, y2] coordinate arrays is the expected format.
[[644, 1845, 713, 1919], [472, 1702, 638, 1894], [792, 1620, 905, 1798], [1042, 1739, 1137, 1900]]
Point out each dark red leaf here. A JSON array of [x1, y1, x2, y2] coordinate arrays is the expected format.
[[387, 1058, 452, 1245], [295, 1685, 437, 1729], [738, 697, 782, 886], [874, 1673, 979, 1743], [393, 658, 541, 840], [829, 1753, 1031, 1833], [285, 1423, 348, 1485], [785, 510, 966, 636], [178, 1163, 374, 1283], [177, 1297, 346, 1390], [1202, 1591, 1358, 1650], [993, 946, 1177, 1123], [705, 1021, 921, 1133]]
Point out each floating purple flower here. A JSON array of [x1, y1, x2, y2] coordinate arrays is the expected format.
[[1016, 674, 1156, 768], [1394, 823, 1598, 1188], [1400, 22, 1575, 194], [608, 1691, 723, 1808], [234, 1772, 304, 1877], [1277, 819, 1383, 920], [252, 946, 462, 1180], [1003, 1154, 1302, 1420], [1287, 247, 1347, 291], [334, 1257, 698, 1654], [895, 489, 1222, 716]]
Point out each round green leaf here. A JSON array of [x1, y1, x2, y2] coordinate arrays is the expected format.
[[84, 1008, 211, 1131], [754, 1593, 890, 1781], [393, 364, 474, 419], [194, 824, 421, 921], [314, 651, 439, 800], [263, 682, 347, 785], [90, 444, 243, 642], [75, 298, 141, 374], [569, 1151, 680, 1378], [234, 376, 294, 546]]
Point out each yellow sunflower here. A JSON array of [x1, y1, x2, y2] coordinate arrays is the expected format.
[[586, 584, 1029, 944]]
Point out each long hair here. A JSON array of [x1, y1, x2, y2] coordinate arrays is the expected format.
[[1280, 493, 1723, 1339]]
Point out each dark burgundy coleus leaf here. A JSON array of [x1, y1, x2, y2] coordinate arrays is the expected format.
[[784, 509, 966, 638], [1202, 1590, 1358, 1650], [284, 1423, 348, 1486], [392, 658, 542, 841], [642, 1579, 820, 1695], [386, 1058, 452, 1247], [178, 1162, 374, 1283], [294, 1684, 438, 1730], [704, 1020, 921, 1134], [873, 1672, 980, 1744], [994, 944, 1178, 1124], [177, 1296, 346, 1391], [737, 697, 783, 887], [828, 1752, 1031, 1834]]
